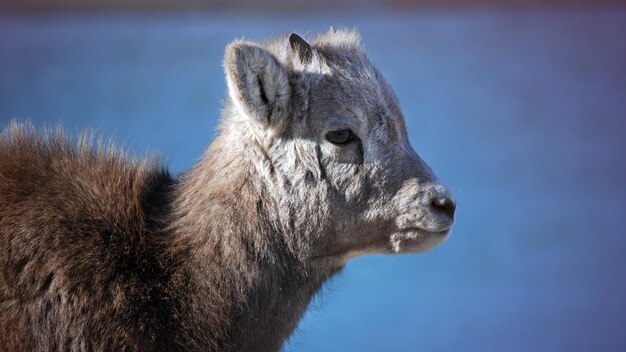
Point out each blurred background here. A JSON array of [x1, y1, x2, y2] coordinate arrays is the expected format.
[[1, 0, 625, 351]]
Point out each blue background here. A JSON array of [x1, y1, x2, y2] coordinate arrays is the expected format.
[[1, 8, 625, 351]]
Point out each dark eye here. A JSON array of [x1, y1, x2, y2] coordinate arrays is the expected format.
[[325, 129, 356, 145]]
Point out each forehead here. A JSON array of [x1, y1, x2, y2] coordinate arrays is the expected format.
[[306, 51, 400, 131]]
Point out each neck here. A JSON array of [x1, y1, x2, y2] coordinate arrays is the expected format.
[[166, 133, 341, 351]]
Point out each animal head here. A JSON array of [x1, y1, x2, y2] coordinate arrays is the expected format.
[[221, 29, 455, 265]]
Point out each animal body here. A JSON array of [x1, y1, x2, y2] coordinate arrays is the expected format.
[[0, 29, 455, 351]]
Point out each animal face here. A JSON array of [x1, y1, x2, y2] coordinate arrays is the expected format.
[[223, 29, 455, 264]]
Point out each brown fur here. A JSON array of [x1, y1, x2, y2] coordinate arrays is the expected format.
[[0, 122, 332, 351]]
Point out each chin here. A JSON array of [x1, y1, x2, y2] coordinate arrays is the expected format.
[[334, 229, 451, 265], [389, 228, 451, 254]]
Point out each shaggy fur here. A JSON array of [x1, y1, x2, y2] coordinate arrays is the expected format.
[[0, 29, 455, 351]]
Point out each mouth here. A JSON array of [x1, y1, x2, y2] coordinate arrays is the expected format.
[[389, 227, 451, 254]]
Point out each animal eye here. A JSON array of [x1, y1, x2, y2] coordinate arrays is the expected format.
[[325, 129, 356, 145]]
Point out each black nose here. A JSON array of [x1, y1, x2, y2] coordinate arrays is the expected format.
[[431, 196, 456, 219]]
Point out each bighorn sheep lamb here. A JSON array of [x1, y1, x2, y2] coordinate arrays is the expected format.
[[0, 29, 456, 351]]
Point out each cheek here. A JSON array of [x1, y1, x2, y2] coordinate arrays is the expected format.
[[318, 143, 368, 207], [345, 177, 368, 208], [325, 164, 367, 205], [278, 139, 367, 210]]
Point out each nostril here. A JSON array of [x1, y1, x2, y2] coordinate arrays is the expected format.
[[431, 196, 456, 219]]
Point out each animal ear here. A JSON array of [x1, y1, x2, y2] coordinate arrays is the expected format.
[[224, 41, 291, 131], [289, 33, 313, 63]]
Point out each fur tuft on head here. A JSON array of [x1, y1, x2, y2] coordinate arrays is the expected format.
[[312, 28, 362, 51]]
